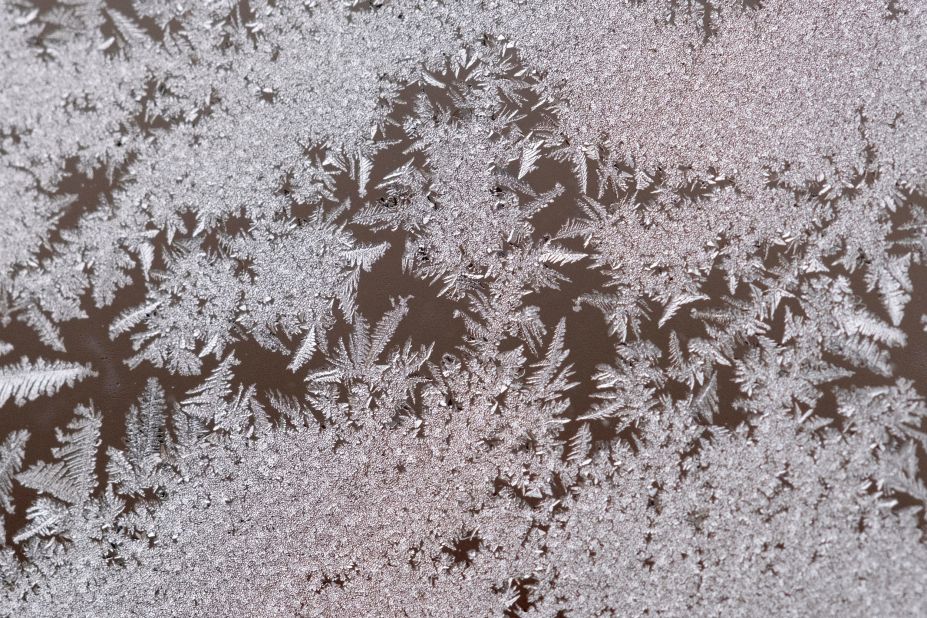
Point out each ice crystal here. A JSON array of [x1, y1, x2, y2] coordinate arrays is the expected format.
[[1, 0, 926, 615]]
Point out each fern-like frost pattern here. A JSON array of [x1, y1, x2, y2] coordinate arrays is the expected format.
[[1, 1, 926, 616]]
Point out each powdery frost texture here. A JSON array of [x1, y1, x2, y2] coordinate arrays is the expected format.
[[1, 1, 927, 616]]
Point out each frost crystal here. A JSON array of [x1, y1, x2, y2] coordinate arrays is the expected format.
[[1, 0, 927, 615]]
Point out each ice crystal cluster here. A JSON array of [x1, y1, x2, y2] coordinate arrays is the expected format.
[[1, 0, 927, 616]]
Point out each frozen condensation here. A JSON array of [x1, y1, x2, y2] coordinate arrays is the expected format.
[[1, 1, 927, 615]]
